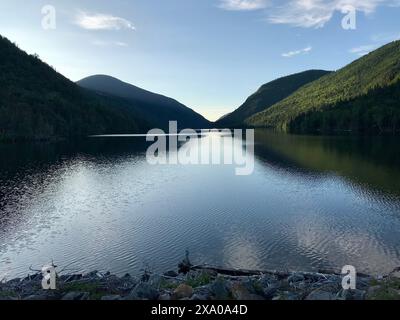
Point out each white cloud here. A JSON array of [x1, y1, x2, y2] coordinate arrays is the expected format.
[[75, 11, 135, 31], [91, 40, 129, 47], [371, 32, 400, 42], [349, 33, 400, 56], [282, 46, 312, 57], [349, 44, 377, 56], [218, 0, 397, 28], [218, 0, 269, 11], [268, 0, 387, 28]]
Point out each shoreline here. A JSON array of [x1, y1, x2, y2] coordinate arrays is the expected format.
[[1, 264, 399, 300]]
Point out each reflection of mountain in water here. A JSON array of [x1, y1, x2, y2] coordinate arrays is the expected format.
[[254, 130, 400, 197]]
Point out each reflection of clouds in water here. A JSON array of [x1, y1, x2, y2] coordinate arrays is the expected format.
[[294, 212, 400, 275], [222, 234, 264, 270]]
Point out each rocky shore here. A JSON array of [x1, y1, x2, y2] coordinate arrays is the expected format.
[[1, 264, 400, 300]]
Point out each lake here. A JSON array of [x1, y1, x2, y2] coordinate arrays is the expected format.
[[1, 130, 400, 279]]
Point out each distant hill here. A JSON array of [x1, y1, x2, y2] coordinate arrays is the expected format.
[[216, 70, 331, 127], [77, 75, 210, 129], [246, 41, 400, 134], [0, 35, 150, 141]]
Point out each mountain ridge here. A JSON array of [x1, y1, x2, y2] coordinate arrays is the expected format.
[[0, 35, 151, 141], [77, 75, 210, 129], [216, 70, 331, 127], [246, 40, 400, 133]]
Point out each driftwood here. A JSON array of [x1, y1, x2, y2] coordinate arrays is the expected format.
[[189, 264, 377, 280], [190, 264, 292, 278]]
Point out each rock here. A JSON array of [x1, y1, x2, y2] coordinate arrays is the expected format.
[[61, 292, 89, 300], [128, 282, 159, 300], [191, 294, 208, 300], [231, 283, 264, 300], [366, 285, 400, 300], [172, 284, 193, 300], [263, 286, 279, 299], [306, 290, 337, 300], [65, 274, 82, 282], [210, 278, 230, 300], [23, 295, 46, 300], [0, 296, 16, 301], [193, 286, 212, 300], [164, 271, 178, 278], [101, 295, 122, 301], [287, 274, 305, 284], [366, 285, 382, 298], [159, 294, 171, 301], [200, 269, 218, 278], [257, 275, 279, 288], [339, 289, 366, 300], [272, 291, 301, 300], [148, 274, 163, 288]]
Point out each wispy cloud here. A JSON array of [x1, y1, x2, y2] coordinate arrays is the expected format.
[[282, 46, 312, 57], [268, 0, 386, 28], [371, 32, 400, 42], [218, 0, 269, 11], [91, 40, 129, 47], [75, 11, 135, 31], [349, 44, 377, 56], [350, 32, 400, 56], [219, 0, 398, 28]]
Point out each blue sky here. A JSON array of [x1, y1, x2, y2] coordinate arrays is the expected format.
[[1, 0, 400, 121]]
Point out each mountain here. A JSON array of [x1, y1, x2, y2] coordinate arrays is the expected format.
[[216, 70, 331, 127], [0, 35, 150, 141], [77, 75, 210, 129], [246, 41, 400, 134]]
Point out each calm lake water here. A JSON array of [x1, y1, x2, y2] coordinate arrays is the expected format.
[[1, 130, 400, 279]]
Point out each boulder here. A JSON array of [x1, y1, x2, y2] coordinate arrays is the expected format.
[[128, 282, 159, 300], [101, 295, 122, 301], [61, 292, 89, 300], [172, 284, 193, 300], [164, 271, 178, 278], [306, 290, 337, 300], [231, 283, 264, 300], [210, 278, 230, 300]]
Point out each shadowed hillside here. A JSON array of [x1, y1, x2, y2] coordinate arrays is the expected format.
[[246, 41, 400, 134], [216, 70, 331, 127]]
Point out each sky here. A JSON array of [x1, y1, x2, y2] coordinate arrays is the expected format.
[[1, 0, 400, 121]]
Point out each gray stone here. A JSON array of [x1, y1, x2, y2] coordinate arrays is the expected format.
[[191, 294, 208, 300], [61, 292, 89, 300], [231, 282, 264, 300], [306, 290, 337, 300], [148, 274, 163, 288], [129, 282, 159, 300], [159, 294, 171, 301], [101, 295, 122, 301], [172, 284, 193, 300], [23, 295, 46, 301], [164, 271, 178, 278], [210, 278, 230, 300], [339, 289, 366, 300], [272, 291, 301, 300], [287, 274, 305, 284], [64, 274, 82, 282], [263, 286, 278, 299]]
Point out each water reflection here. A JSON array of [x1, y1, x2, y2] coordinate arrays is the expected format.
[[0, 131, 400, 279]]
